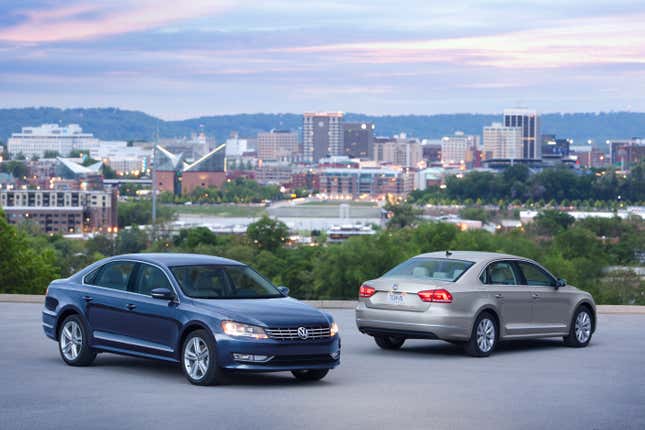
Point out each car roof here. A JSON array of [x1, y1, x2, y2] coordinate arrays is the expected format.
[[112, 253, 245, 267], [415, 251, 526, 263]]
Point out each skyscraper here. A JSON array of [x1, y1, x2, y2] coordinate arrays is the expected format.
[[303, 112, 344, 163], [483, 123, 523, 160], [343, 122, 375, 159], [503, 108, 540, 159]]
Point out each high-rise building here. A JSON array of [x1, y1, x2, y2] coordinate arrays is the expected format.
[[440, 131, 479, 167], [303, 112, 344, 163], [7, 124, 99, 158], [257, 130, 299, 161], [373, 140, 423, 168], [503, 108, 540, 159], [343, 122, 374, 159], [483, 123, 523, 160]]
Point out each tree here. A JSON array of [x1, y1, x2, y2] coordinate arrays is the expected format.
[[246, 215, 289, 251], [115, 226, 148, 254], [43, 150, 60, 159], [385, 202, 422, 229], [0, 210, 59, 293], [532, 210, 575, 236]]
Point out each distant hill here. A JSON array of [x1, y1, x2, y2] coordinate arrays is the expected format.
[[0, 107, 643, 148]]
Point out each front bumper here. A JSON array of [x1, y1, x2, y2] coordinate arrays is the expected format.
[[355, 302, 471, 341], [214, 333, 341, 372]]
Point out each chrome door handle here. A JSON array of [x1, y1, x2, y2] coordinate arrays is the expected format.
[[126, 303, 137, 311], [82, 295, 93, 302], [495, 294, 504, 299]]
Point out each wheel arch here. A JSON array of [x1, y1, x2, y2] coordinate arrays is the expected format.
[[177, 320, 213, 359], [54, 305, 86, 340], [469, 305, 501, 339], [573, 300, 596, 333]]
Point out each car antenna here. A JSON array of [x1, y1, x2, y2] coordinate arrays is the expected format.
[[446, 250, 452, 257]]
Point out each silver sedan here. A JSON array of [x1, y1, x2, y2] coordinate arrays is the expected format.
[[355, 251, 596, 356]]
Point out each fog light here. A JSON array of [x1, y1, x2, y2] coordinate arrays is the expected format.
[[233, 353, 273, 363], [330, 351, 341, 360]]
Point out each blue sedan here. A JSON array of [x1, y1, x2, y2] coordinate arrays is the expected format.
[[42, 253, 340, 385]]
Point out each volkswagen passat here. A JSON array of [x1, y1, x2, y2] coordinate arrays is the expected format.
[[42, 253, 340, 385], [356, 251, 596, 356]]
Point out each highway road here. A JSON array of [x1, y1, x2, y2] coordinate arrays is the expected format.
[[1, 303, 644, 430]]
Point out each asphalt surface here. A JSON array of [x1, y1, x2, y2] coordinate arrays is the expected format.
[[1, 303, 644, 430]]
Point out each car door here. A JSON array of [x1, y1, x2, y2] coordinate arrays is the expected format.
[[481, 260, 533, 337], [83, 260, 139, 348], [516, 261, 569, 334], [117, 263, 181, 358]]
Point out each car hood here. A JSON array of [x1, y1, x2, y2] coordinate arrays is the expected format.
[[191, 297, 331, 327]]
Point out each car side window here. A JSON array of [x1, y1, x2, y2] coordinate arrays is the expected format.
[[134, 264, 172, 296], [84, 267, 101, 285], [485, 261, 518, 285], [92, 261, 136, 291], [517, 262, 556, 287]]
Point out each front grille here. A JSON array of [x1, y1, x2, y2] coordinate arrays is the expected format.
[[265, 326, 331, 341]]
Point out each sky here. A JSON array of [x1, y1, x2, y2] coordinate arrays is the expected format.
[[1, 0, 644, 119]]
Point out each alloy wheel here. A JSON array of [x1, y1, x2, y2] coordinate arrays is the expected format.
[[60, 320, 83, 361], [476, 318, 495, 353], [575, 311, 592, 343], [184, 337, 210, 381]]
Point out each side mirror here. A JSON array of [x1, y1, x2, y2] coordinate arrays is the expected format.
[[277, 286, 290, 296], [556, 278, 567, 288], [151, 287, 176, 301]]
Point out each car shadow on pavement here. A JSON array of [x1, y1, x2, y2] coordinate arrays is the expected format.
[[395, 338, 570, 357]]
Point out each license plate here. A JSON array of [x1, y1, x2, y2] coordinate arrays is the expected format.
[[387, 292, 404, 305]]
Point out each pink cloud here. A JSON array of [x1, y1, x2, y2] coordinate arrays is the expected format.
[[0, 0, 229, 43]]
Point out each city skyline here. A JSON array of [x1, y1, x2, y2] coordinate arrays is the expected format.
[[1, 1, 645, 119]]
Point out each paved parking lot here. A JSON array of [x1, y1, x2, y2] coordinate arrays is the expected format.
[[1, 303, 644, 430]]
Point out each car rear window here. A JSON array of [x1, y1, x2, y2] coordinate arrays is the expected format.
[[383, 258, 474, 282]]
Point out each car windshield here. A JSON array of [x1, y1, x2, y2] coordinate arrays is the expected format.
[[170, 265, 282, 299], [383, 257, 474, 282]]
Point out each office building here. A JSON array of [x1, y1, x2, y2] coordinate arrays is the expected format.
[[440, 132, 479, 167], [483, 123, 523, 160], [303, 112, 344, 163], [343, 122, 375, 159], [0, 188, 118, 234], [255, 162, 294, 185], [422, 141, 442, 165], [89, 141, 151, 175], [503, 108, 540, 159], [7, 124, 99, 158], [225, 132, 250, 158], [609, 138, 644, 168], [373, 134, 423, 168], [257, 130, 299, 161]]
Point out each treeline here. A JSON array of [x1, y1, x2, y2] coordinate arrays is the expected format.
[[159, 178, 284, 204], [410, 163, 645, 205], [1, 211, 643, 304]]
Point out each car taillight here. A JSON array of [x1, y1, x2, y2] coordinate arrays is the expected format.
[[359, 284, 376, 298], [418, 289, 453, 303]]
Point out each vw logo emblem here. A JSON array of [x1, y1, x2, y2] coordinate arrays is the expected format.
[[392, 283, 399, 291], [297, 327, 309, 340]]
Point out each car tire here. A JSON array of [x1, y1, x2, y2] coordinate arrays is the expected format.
[[564, 306, 593, 348], [58, 314, 96, 366], [464, 312, 498, 357], [291, 369, 329, 381], [374, 335, 406, 350], [181, 330, 226, 386]]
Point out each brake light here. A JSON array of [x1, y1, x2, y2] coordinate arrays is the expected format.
[[418, 289, 453, 303], [359, 284, 376, 298]]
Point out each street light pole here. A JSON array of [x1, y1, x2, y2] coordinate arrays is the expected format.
[[151, 143, 157, 242]]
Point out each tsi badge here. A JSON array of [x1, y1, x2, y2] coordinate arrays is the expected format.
[[297, 327, 309, 340]]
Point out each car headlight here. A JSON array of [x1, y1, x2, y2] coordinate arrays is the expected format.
[[221, 321, 268, 339], [330, 321, 339, 337]]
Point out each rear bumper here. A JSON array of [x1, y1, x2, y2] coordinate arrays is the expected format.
[[355, 302, 471, 341], [214, 333, 341, 372], [42, 309, 57, 340]]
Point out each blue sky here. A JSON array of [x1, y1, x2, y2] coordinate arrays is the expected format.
[[1, 0, 644, 119]]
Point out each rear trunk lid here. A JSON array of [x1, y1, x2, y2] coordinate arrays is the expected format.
[[362, 277, 453, 312]]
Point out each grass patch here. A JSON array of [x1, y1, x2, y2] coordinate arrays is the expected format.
[[169, 204, 267, 217]]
